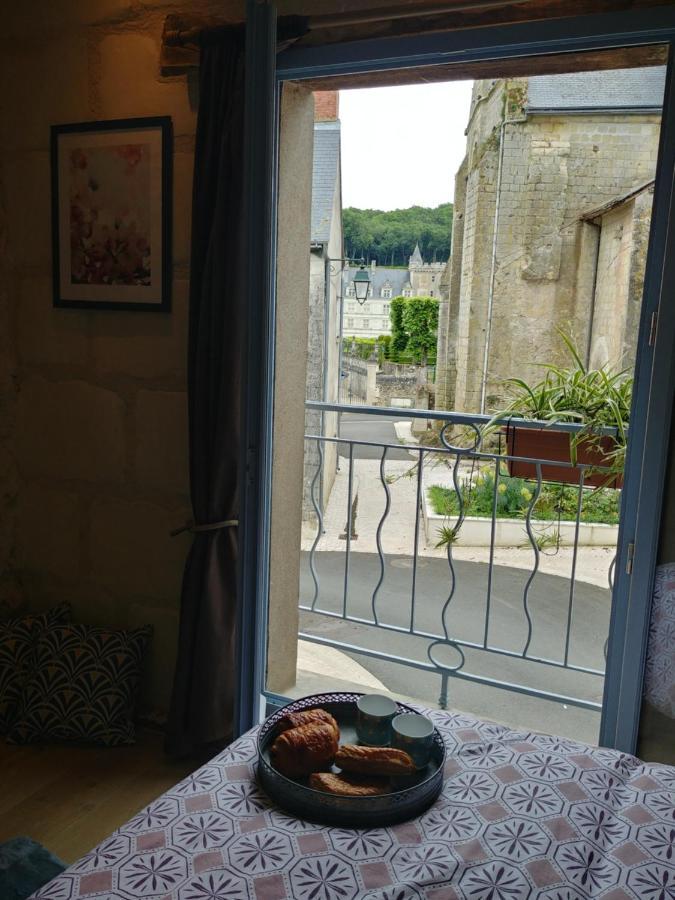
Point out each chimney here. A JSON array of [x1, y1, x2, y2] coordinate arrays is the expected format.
[[314, 91, 340, 122]]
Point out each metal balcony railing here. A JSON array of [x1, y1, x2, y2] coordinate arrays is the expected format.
[[300, 401, 619, 713]]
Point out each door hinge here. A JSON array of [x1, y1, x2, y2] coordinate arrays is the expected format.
[[626, 542, 635, 575], [648, 311, 658, 346]]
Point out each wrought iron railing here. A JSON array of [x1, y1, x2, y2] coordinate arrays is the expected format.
[[300, 401, 620, 713]]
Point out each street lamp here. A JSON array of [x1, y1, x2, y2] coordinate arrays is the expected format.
[[352, 263, 371, 305]]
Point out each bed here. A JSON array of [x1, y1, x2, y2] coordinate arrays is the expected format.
[[30, 706, 675, 899]]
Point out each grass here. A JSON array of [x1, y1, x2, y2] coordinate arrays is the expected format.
[[427, 471, 620, 526]]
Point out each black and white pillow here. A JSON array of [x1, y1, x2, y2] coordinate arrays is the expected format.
[[0, 603, 70, 733], [8, 622, 152, 746]]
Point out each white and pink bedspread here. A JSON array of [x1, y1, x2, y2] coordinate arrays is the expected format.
[[31, 708, 675, 899]]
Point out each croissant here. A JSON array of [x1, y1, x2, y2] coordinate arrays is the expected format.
[[335, 745, 416, 776], [276, 708, 339, 739], [309, 772, 390, 796], [270, 722, 339, 778]]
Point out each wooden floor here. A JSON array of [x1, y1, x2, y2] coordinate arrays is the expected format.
[[0, 731, 196, 864]]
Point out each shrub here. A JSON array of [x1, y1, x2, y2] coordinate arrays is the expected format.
[[428, 472, 620, 525]]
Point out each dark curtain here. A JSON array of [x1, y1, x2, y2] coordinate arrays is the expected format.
[[165, 28, 246, 759]]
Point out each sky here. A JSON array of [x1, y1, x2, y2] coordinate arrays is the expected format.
[[339, 81, 474, 211]]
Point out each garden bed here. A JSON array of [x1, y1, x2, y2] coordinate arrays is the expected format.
[[423, 474, 620, 548]]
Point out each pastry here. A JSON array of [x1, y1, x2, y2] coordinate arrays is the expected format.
[[276, 708, 339, 738], [335, 745, 416, 776], [270, 721, 339, 777], [309, 772, 389, 796]]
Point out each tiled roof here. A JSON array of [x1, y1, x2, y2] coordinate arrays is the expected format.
[[346, 266, 411, 296], [527, 66, 666, 112], [311, 122, 340, 243]]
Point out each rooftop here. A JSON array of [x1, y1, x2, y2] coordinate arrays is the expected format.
[[311, 121, 341, 244], [527, 66, 666, 113], [346, 266, 411, 295]]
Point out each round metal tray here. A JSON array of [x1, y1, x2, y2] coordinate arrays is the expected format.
[[257, 692, 446, 827]]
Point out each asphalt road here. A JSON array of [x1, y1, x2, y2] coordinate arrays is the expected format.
[[337, 411, 412, 460], [298, 551, 609, 742]]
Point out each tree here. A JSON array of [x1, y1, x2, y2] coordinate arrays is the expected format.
[[401, 297, 439, 365], [343, 204, 453, 267], [390, 296, 408, 354]]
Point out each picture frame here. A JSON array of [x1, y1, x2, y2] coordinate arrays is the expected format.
[[51, 116, 172, 312]]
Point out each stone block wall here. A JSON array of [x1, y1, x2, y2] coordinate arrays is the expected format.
[[440, 73, 661, 415], [485, 112, 659, 409], [375, 373, 426, 409], [0, 0, 244, 716], [435, 156, 467, 412]]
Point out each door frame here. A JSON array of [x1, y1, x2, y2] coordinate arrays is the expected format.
[[240, 1, 675, 752]]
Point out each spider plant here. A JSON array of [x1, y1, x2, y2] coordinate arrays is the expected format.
[[486, 330, 632, 482]]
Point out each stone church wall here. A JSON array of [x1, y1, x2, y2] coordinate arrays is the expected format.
[[588, 188, 653, 371], [438, 76, 660, 415]]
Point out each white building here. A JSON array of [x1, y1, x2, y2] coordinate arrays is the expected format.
[[344, 245, 446, 338]]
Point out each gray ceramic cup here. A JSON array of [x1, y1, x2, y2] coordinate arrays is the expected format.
[[392, 712, 434, 769], [356, 694, 398, 745]]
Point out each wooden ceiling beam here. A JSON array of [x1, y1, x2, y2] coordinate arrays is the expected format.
[[160, 0, 672, 76], [296, 45, 669, 91], [295, 0, 671, 48]]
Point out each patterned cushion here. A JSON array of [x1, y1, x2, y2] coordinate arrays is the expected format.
[[7, 622, 152, 746], [0, 603, 70, 733]]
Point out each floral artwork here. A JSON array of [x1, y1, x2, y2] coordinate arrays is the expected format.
[[52, 117, 171, 311], [69, 144, 151, 287]]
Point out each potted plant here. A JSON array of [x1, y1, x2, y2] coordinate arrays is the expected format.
[[486, 332, 631, 489]]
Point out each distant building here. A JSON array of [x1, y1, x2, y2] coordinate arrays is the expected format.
[[304, 96, 343, 519], [435, 67, 664, 414], [344, 245, 446, 339]]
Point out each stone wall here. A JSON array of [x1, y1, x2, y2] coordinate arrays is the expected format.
[[587, 186, 653, 370], [340, 356, 431, 409], [0, 0, 244, 716], [451, 80, 502, 414], [435, 156, 467, 412], [376, 374, 425, 409], [439, 76, 661, 415], [303, 169, 341, 521]]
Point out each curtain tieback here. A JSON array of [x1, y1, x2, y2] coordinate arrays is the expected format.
[[170, 519, 239, 537]]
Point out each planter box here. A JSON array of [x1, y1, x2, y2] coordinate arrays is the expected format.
[[423, 508, 619, 549], [505, 427, 622, 489]]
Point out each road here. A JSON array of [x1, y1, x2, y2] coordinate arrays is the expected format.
[[337, 411, 412, 460], [298, 550, 609, 743]]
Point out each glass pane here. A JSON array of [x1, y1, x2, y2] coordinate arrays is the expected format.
[[268, 60, 666, 746]]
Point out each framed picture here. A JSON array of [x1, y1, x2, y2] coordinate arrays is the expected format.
[[51, 116, 172, 312]]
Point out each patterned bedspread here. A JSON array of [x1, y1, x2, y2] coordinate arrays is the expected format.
[[31, 708, 675, 899], [644, 562, 675, 720]]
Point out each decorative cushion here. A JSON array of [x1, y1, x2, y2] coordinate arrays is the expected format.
[[7, 622, 152, 746], [0, 603, 70, 734]]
